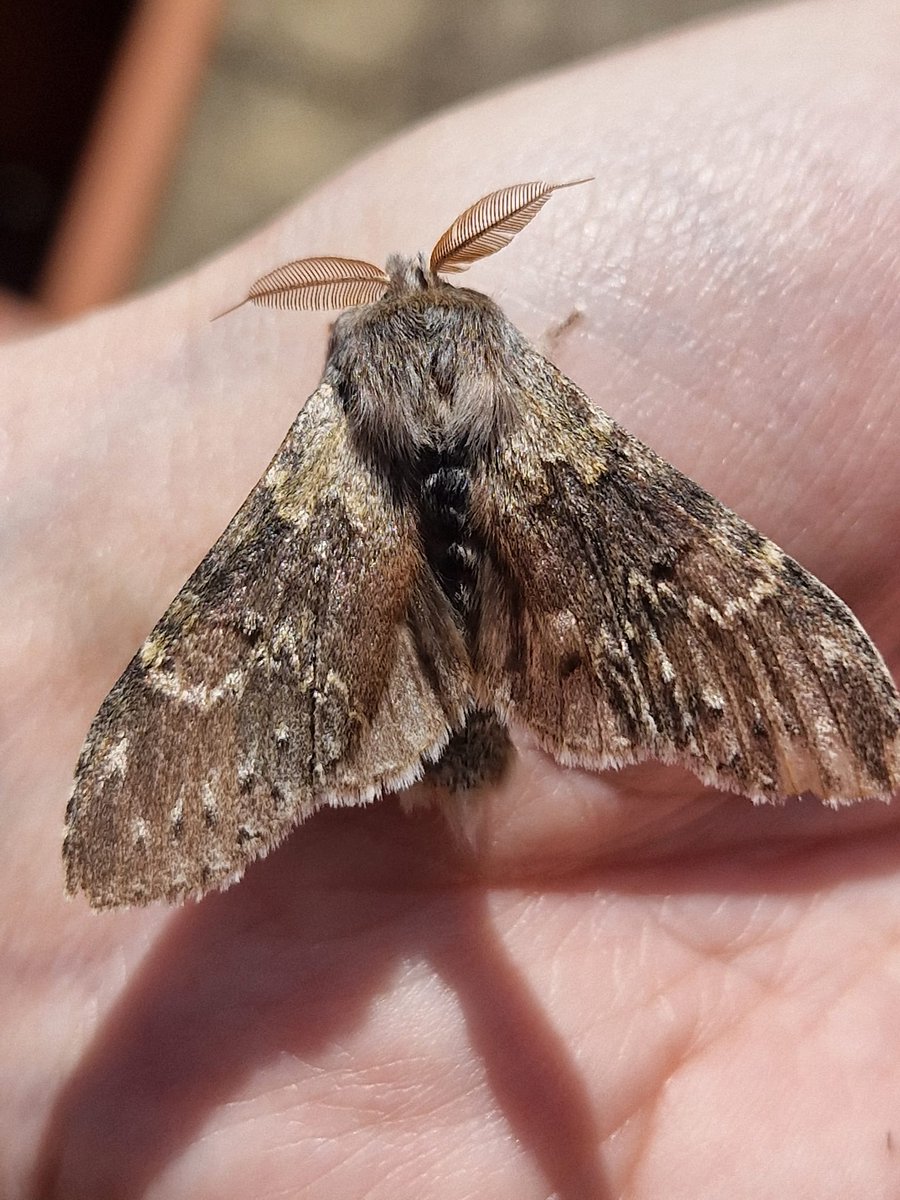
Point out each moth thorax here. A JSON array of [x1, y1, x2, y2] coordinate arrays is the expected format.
[[417, 443, 478, 622]]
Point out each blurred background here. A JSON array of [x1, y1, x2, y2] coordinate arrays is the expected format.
[[0, 0, 754, 330]]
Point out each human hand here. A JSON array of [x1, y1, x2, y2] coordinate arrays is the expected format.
[[3, 2, 899, 1196]]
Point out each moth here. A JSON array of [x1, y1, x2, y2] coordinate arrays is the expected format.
[[65, 180, 900, 907]]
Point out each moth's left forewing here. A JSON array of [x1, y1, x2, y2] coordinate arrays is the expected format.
[[471, 350, 900, 804]]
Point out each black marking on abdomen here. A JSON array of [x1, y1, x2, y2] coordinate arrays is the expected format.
[[417, 444, 478, 622]]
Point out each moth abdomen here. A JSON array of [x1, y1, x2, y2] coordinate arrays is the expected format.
[[417, 447, 479, 620]]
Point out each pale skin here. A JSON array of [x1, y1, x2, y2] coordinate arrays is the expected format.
[[3, 1, 900, 1196]]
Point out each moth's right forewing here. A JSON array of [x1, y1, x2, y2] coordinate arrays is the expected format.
[[471, 352, 900, 804], [66, 383, 471, 907]]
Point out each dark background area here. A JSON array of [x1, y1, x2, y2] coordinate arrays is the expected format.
[[0, 2, 137, 293]]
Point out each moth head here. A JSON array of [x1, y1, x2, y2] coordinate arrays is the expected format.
[[217, 179, 591, 318]]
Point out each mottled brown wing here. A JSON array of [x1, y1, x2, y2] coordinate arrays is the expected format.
[[471, 351, 900, 803], [66, 383, 471, 907]]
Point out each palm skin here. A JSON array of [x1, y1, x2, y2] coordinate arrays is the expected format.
[[2, 3, 899, 1197]]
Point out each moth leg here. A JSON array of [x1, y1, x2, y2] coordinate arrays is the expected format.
[[536, 309, 583, 358]]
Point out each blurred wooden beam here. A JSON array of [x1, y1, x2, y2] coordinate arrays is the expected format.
[[38, 0, 221, 317]]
